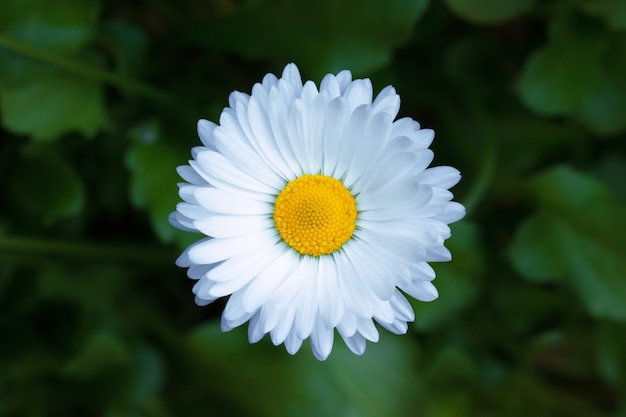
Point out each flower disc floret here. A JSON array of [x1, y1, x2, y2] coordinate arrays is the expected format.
[[274, 174, 357, 256]]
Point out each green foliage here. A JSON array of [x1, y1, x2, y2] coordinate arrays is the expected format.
[[1, 0, 625, 416], [510, 166, 626, 319], [0, 0, 108, 140], [188, 322, 421, 417], [183, 0, 429, 78], [444, 0, 533, 23], [9, 144, 85, 223]]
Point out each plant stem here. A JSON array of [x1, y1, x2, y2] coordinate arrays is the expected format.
[[0, 235, 175, 266], [462, 102, 498, 216], [0, 34, 175, 104]]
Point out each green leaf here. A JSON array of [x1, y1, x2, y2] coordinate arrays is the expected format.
[[411, 222, 483, 330], [509, 213, 567, 283], [0, 75, 109, 141], [9, 144, 85, 223], [101, 18, 148, 75], [595, 321, 626, 385], [517, 14, 606, 116], [0, 0, 100, 52], [37, 264, 126, 312], [126, 121, 194, 245], [510, 166, 626, 319], [0, 0, 108, 140], [579, 0, 626, 31], [444, 0, 532, 24], [185, 0, 429, 78], [187, 322, 421, 417], [64, 330, 131, 379], [575, 37, 626, 135]]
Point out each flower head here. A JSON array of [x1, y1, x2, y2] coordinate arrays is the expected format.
[[170, 63, 465, 360]]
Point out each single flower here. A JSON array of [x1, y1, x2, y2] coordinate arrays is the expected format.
[[170, 63, 465, 360]]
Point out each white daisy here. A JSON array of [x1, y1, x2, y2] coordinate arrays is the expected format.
[[170, 63, 465, 360]]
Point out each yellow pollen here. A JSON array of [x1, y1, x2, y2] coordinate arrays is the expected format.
[[273, 174, 357, 256]]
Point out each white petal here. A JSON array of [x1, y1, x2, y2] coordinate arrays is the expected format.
[[356, 318, 379, 342], [187, 229, 275, 265], [321, 97, 350, 175], [270, 256, 316, 309], [426, 245, 452, 262], [259, 303, 281, 333], [345, 241, 396, 300], [335, 70, 353, 93], [248, 95, 293, 179], [293, 264, 319, 339], [286, 99, 314, 174], [418, 166, 461, 189], [268, 87, 300, 177], [197, 119, 217, 149], [282, 63, 303, 94], [402, 280, 439, 302], [334, 105, 370, 180], [212, 124, 282, 188], [317, 256, 344, 328], [284, 329, 304, 355], [320, 73, 341, 97], [241, 246, 300, 313], [343, 79, 373, 110], [176, 202, 209, 220], [270, 304, 296, 345], [177, 165, 205, 185], [194, 187, 273, 215], [355, 230, 426, 262], [343, 112, 392, 188], [194, 215, 272, 238], [378, 319, 408, 335], [248, 313, 265, 343], [358, 177, 426, 211], [207, 241, 282, 283], [221, 289, 254, 330], [336, 311, 357, 338], [372, 85, 400, 118], [407, 262, 437, 282], [436, 202, 466, 224], [390, 290, 415, 322], [169, 212, 197, 232], [194, 151, 277, 195], [335, 248, 376, 318], [351, 150, 416, 194], [310, 321, 334, 361], [342, 332, 366, 355]]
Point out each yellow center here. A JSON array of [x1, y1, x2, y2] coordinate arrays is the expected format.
[[273, 174, 357, 256]]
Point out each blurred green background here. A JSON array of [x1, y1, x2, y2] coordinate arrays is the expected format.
[[1, 0, 625, 416]]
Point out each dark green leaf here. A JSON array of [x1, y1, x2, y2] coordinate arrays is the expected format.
[[444, 0, 532, 24], [595, 321, 626, 385], [187, 322, 421, 417], [579, 0, 626, 31], [0, 0, 100, 52], [1, 76, 109, 141], [517, 14, 605, 116], [509, 213, 567, 283], [575, 37, 626, 135], [185, 0, 429, 78], [64, 331, 131, 379], [9, 144, 85, 223], [510, 166, 626, 319], [126, 121, 194, 245]]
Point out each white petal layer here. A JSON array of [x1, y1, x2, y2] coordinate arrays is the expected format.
[[170, 63, 465, 361]]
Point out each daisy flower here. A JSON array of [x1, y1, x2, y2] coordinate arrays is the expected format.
[[170, 63, 465, 360]]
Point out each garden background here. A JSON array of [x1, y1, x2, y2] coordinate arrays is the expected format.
[[1, 0, 625, 416]]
